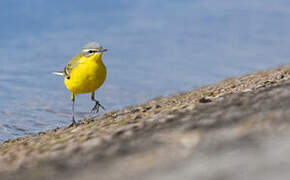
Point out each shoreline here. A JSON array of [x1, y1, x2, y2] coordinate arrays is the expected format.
[[1, 64, 290, 179]]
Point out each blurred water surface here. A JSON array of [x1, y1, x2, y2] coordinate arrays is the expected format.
[[1, 0, 290, 141]]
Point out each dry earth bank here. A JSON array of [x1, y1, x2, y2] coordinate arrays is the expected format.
[[1, 65, 290, 179]]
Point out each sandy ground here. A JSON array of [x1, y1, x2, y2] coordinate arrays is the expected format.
[[1, 65, 290, 179]]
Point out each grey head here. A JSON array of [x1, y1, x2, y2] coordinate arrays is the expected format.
[[81, 42, 107, 56]]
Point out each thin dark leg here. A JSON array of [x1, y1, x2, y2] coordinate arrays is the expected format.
[[90, 91, 105, 113], [69, 94, 77, 127]]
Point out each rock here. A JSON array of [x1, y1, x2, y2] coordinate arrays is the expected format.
[[199, 97, 212, 103]]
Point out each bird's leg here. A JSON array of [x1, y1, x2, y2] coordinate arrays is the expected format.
[[90, 91, 105, 114], [69, 94, 77, 127]]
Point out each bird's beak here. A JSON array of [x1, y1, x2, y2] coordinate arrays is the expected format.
[[101, 48, 108, 52], [89, 47, 107, 53]]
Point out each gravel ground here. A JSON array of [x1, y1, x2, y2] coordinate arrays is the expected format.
[[1, 65, 290, 179]]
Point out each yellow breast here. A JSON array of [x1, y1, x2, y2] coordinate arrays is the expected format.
[[64, 53, 107, 94]]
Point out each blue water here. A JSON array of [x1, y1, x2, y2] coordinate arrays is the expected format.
[[1, 0, 290, 141]]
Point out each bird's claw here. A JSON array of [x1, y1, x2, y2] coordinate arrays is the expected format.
[[90, 101, 105, 114], [68, 117, 78, 127]]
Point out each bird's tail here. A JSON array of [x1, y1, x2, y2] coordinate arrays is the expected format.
[[52, 71, 65, 76]]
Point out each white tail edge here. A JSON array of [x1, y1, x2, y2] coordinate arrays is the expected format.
[[52, 72, 64, 76]]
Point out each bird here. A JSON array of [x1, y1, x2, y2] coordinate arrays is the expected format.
[[53, 42, 107, 126]]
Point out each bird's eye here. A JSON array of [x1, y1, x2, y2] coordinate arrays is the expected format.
[[88, 50, 93, 53]]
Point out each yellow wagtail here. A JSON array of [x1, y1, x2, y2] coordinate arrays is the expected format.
[[53, 42, 107, 126]]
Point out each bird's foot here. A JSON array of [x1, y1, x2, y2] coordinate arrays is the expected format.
[[90, 100, 105, 114], [68, 117, 78, 127]]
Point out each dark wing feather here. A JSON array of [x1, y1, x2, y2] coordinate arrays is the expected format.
[[64, 54, 82, 79]]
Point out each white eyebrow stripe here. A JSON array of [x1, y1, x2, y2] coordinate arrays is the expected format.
[[82, 49, 97, 53]]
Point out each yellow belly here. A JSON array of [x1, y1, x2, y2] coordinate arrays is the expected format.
[[64, 58, 106, 94]]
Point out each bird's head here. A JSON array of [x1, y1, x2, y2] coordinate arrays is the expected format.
[[81, 42, 107, 57]]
